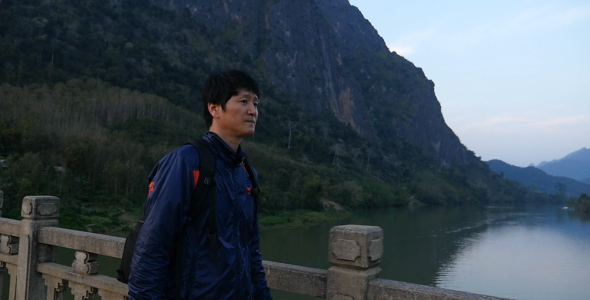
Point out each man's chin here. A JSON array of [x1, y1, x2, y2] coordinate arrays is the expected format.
[[241, 128, 256, 138]]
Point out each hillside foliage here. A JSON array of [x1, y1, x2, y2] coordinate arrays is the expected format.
[[0, 0, 559, 231], [571, 194, 590, 220]]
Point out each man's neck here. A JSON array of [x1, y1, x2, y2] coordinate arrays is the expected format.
[[209, 129, 241, 152]]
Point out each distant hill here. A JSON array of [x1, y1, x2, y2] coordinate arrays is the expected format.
[[487, 159, 590, 198], [536, 148, 590, 184]]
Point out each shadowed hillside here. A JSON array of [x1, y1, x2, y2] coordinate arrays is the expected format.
[[0, 0, 550, 230]]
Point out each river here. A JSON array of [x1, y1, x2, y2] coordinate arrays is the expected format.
[[3, 204, 588, 299], [260, 204, 590, 300]]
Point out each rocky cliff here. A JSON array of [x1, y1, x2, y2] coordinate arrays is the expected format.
[[154, 0, 469, 166]]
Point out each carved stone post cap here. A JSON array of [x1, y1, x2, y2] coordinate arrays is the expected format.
[[329, 225, 383, 269], [21, 196, 60, 219]]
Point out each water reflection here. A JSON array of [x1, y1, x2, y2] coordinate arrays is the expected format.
[[435, 206, 590, 300], [260, 205, 590, 300]]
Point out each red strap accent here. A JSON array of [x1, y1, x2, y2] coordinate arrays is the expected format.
[[148, 181, 155, 195], [193, 170, 200, 189]]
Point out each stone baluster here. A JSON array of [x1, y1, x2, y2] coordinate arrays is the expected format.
[[98, 289, 128, 300], [0, 235, 20, 254], [0, 189, 19, 298], [0, 234, 19, 299], [43, 275, 68, 300], [69, 282, 97, 300], [1, 261, 19, 300], [72, 251, 99, 275], [326, 225, 383, 300], [0, 190, 18, 300], [69, 251, 100, 299], [16, 196, 60, 300]]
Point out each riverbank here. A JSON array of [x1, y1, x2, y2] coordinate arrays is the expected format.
[[259, 209, 352, 228], [55, 201, 354, 234]]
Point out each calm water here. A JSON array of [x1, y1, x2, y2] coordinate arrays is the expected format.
[[3, 204, 588, 300], [260, 204, 590, 300]]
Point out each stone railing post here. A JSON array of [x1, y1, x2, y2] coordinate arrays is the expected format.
[[16, 196, 60, 300], [0, 188, 3, 297], [327, 225, 383, 300]]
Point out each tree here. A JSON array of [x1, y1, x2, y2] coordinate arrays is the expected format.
[[301, 174, 325, 211], [330, 141, 344, 166], [287, 120, 296, 149]]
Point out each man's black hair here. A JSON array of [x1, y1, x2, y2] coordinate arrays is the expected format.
[[202, 69, 260, 129]]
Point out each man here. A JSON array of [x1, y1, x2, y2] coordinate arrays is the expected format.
[[128, 70, 272, 299]]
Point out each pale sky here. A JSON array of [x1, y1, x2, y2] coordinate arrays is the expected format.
[[349, 0, 590, 167]]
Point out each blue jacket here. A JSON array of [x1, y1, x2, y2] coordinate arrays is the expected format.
[[128, 132, 271, 299]]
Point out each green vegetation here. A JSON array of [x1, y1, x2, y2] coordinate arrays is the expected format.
[[259, 210, 352, 228], [0, 79, 512, 232], [0, 0, 561, 232], [571, 194, 590, 220]]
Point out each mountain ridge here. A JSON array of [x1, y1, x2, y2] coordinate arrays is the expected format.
[[487, 158, 590, 198], [536, 148, 590, 184], [133, 0, 470, 166]]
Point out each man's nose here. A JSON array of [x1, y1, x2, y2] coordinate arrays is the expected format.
[[247, 103, 257, 115]]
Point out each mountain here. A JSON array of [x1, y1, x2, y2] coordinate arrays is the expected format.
[[0, 0, 543, 225], [536, 148, 590, 184], [0, 0, 468, 166], [487, 159, 590, 198]]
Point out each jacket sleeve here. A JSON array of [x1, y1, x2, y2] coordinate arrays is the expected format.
[[249, 169, 273, 300], [128, 150, 194, 300], [250, 221, 272, 300]]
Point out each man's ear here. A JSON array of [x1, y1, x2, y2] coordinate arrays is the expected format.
[[208, 103, 219, 117]]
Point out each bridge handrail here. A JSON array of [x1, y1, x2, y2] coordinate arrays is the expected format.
[[38, 262, 129, 297], [263, 261, 327, 298], [368, 278, 505, 300], [39, 226, 125, 258], [0, 217, 20, 236], [0, 194, 512, 300]]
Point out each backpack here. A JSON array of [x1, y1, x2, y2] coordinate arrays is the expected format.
[[115, 138, 261, 290], [116, 138, 217, 284]]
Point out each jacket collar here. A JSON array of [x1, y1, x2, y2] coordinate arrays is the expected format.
[[204, 132, 245, 166]]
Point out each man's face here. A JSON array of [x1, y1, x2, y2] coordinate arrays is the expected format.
[[211, 89, 259, 139]]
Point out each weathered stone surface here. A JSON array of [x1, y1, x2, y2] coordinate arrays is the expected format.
[[72, 251, 99, 275], [17, 196, 60, 300], [21, 196, 60, 220], [332, 239, 361, 262], [263, 260, 327, 298], [39, 227, 125, 258], [329, 225, 383, 269], [327, 225, 383, 300], [0, 235, 19, 254], [368, 278, 514, 300], [327, 266, 381, 300]]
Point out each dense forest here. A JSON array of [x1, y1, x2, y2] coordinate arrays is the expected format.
[[0, 0, 565, 232], [571, 194, 590, 220]]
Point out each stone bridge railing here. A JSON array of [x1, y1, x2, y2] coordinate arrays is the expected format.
[[0, 194, 510, 300]]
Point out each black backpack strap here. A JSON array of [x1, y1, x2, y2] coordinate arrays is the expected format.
[[185, 139, 217, 228], [174, 138, 217, 299], [243, 158, 260, 200]]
